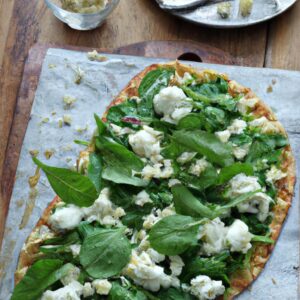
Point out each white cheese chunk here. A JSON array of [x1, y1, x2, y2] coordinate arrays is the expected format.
[[41, 281, 83, 300], [232, 143, 250, 160], [69, 244, 81, 257], [189, 158, 209, 177], [175, 71, 194, 85], [92, 279, 112, 295], [225, 220, 252, 253], [82, 282, 95, 298], [199, 218, 227, 256], [134, 190, 153, 207], [190, 275, 225, 300], [123, 250, 172, 292], [227, 173, 261, 198], [143, 206, 175, 230], [153, 86, 193, 124], [177, 152, 197, 164], [169, 256, 185, 276], [249, 116, 280, 133], [227, 119, 247, 135], [110, 123, 134, 136], [215, 130, 231, 143], [168, 179, 181, 187], [237, 97, 258, 115], [129, 126, 163, 161], [146, 248, 166, 263], [77, 151, 90, 174], [60, 266, 80, 286], [49, 205, 84, 231], [266, 165, 287, 184], [237, 192, 273, 222], [141, 160, 174, 180]]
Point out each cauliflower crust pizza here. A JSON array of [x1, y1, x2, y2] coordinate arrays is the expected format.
[[12, 61, 295, 300]]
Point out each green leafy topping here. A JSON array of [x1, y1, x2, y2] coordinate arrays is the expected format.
[[109, 282, 148, 300], [87, 153, 102, 192], [217, 163, 254, 185], [158, 287, 195, 299], [33, 157, 98, 207], [79, 227, 131, 278], [148, 215, 202, 255], [11, 259, 73, 300]]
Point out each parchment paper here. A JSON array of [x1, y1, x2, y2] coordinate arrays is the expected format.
[[0, 49, 299, 299]]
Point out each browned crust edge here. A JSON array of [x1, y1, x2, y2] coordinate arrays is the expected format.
[[15, 61, 296, 299]]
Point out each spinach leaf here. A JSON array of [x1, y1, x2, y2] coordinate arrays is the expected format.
[[179, 164, 218, 191], [251, 235, 274, 244], [240, 214, 271, 235], [94, 113, 106, 135], [229, 133, 252, 146], [96, 137, 147, 187], [87, 153, 102, 192], [109, 282, 148, 300], [138, 68, 174, 117], [181, 252, 229, 284], [172, 185, 216, 219], [148, 215, 201, 255], [217, 163, 254, 185], [172, 130, 234, 167], [203, 106, 229, 132], [158, 288, 194, 300], [33, 157, 98, 207], [80, 227, 131, 278], [106, 99, 139, 126], [177, 113, 204, 130], [122, 205, 153, 230], [11, 259, 73, 300]]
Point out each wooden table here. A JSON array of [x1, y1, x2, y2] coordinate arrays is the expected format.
[[0, 0, 299, 241]]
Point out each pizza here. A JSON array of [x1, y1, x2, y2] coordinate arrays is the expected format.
[[12, 61, 295, 300]]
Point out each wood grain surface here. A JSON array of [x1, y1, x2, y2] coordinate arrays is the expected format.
[[0, 0, 299, 245]]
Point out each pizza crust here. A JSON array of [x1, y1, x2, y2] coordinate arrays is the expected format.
[[15, 62, 296, 299]]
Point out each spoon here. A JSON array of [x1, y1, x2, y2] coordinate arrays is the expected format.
[[157, 0, 209, 10]]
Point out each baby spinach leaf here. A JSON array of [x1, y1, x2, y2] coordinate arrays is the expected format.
[[158, 288, 194, 300], [203, 106, 229, 132], [172, 185, 216, 219], [33, 157, 98, 207], [94, 113, 106, 135], [80, 227, 131, 278], [251, 235, 274, 244], [177, 113, 204, 130], [96, 137, 147, 187], [181, 252, 229, 284], [87, 153, 102, 192], [11, 259, 73, 300], [172, 130, 234, 167], [148, 215, 201, 255], [122, 205, 153, 230], [179, 164, 218, 191], [229, 133, 252, 146], [217, 163, 254, 185], [109, 282, 148, 300]]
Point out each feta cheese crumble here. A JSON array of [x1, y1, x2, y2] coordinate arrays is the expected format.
[[141, 160, 174, 180], [41, 281, 83, 300], [190, 275, 225, 300], [225, 220, 252, 253], [169, 255, 185, 276], [227, 119, 247, 135], [134, 190, 153, 207], [215, 130, 231, 143], [153, 86, 193, 124], [189, 158, 209, 177], [266, 165, 287, 183], [249, 116, 280, 134], [129, 126, 163, 162], [237, 97, 258, 115], [177, 152, 197, 164], [92, 279, 112, 295]]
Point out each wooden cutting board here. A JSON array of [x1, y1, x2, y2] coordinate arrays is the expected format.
[[0, 40, 239, 245]]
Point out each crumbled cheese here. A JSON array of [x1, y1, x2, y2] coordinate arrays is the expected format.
[[168, 179, 181, 187], [232, 143, 250, 160], [237, 192, 273, 222], [134, 190, 153, 207], [141, 160, 174, 180], [92, 279, 112, 295], [63, 96, 77, 108], [199, 218, 227, 256], [227, 119, 247, 135], [169, 256, 185, 276], [175, 72, 194, 85], [41, 281, 83, 300], [153, 86, 193, 124], [189, 158, 209, 177], [266, 165, 287, 183], [123, 250, 172, 292], [87, 50, 107, 62], [237, 97, 258, 115], [227, 173, 261, 198], [82, 282, 95, 298], [110, 123, 134, 136], [49, 205, 84, 230], [190, 275, 225, 300], [77, 151, 90, 173], [225, 220, 252, 253], [63, 114, 72, 126], [249, 116, 280, 134], [69, 244, 81, 257], [143, 206, 175, 230], [177, 152, 197, 164], [146, 248, 165, 263], [129, 126, 163, 161], [215, 130, 231, 143], [61, 266, 80, 286]]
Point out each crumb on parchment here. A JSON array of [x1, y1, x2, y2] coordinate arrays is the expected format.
[[87, 50, 107, 62], [63, 114, 72, 126], [29, 150, 39, 157], [44, 149, 55, 160], [239, 0, 253, 17], [217, 2, 232, 19], [63, 95, 77, 109], [74, 66, 85, 84]]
